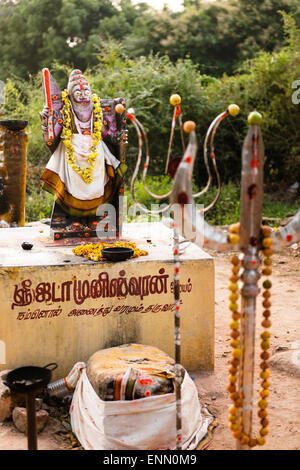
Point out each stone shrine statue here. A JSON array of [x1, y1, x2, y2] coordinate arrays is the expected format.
[[40, 68, 127, 239]]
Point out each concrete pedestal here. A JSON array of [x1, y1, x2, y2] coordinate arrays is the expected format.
[[0, 223, 214, 379]]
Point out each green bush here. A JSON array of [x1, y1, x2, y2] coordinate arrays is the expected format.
[[125, 178, 240, 226], [25, 189, 53, 222], [203, 13, 300, 187], [2, 15, 300, 189], [125, 176, 299, 227]]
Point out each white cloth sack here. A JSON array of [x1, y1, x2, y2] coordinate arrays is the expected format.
[[66, 362, 86, 389], [70, 365, 214, 450]]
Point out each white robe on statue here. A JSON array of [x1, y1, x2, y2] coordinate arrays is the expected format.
[[41, 110, 121, 216], [45, 134, 120, 201]]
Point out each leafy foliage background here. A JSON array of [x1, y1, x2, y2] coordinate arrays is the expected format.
[[0, 1, 299, 221]]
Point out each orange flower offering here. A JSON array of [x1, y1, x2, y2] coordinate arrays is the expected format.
[[72, 241, 148, 262]]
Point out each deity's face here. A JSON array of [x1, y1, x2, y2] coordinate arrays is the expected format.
[[68, 70, 93, 123]]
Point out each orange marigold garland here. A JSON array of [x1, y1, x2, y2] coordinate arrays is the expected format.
[[61, 91, 103, 184], [72, 241, 148, 261]]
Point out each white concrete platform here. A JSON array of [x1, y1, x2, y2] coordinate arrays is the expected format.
[[0, 223, 214, 378], [0, 222, 212, 267]]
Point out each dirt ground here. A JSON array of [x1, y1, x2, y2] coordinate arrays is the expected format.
[[199, 247, 300, 451], [0, 248, 299, 451]]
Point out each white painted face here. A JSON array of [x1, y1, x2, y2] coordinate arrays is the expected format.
[[72, 85, 92, 103], [68, 75, 93, 122]]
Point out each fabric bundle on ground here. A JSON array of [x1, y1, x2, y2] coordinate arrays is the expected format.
[[86, 343, 175, 401], [69, 344, 217, 450]]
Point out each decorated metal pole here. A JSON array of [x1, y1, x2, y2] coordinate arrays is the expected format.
[[165, 94, 185, 174], [173, 225, 182, 450], [134, 101, 299, 450], [170, 109, 300, 450], [235, 111, 265, 449], [168, 108, 271, 449]]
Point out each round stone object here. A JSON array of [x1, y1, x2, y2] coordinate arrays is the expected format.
[[12, 407, 49, 434]]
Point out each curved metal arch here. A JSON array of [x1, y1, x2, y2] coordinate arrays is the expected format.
[[200, 112, 227, 213], [129, 115, 172, 215], [192, 111, 227, 200], [129, 104, 186, 202]]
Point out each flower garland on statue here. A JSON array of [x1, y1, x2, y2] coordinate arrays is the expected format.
[[61, 90, 103, 184]]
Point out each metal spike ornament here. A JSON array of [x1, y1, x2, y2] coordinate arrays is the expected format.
[[172, 120, 198, 450], [174, 110, 299, 450], [170, 110, 273, 449], [128, 96, 191, 450], [173, 223, 183, 449], [226, 111, 272, 449]]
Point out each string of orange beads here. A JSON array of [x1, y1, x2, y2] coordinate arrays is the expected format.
[[257, 226, 273, 444], [227, 253, 243, 441], [227, 223, 272, 447]]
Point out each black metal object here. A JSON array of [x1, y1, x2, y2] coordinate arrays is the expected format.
[[5, 363, 57, 393], [0, 120, 28, 132], [5, 363, 57, 450], [101, 247, 133, 262], [21, 242, 33, 250]]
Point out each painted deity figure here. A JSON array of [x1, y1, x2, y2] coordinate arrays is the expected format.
[[40, 69, 127, 237]]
